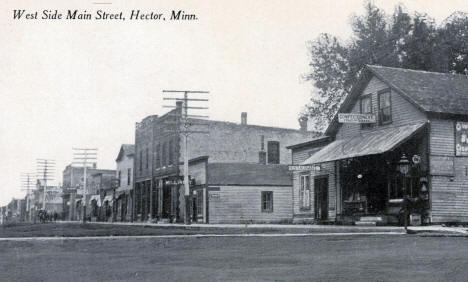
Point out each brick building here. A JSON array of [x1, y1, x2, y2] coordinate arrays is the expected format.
[[291, 65, 468, 225], [133, 103, 318, 223]]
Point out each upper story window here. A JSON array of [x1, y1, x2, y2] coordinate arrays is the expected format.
[[261, 191, 273, 213], [162, 142, 167, 166], [378, 90, 392, 125], [155, 144, 161, 168], [127, 168, 131, 185], [145, 148, 149, 169], [139, 150, 143, 172], [267, 141, 280, 164], [360, 95, 373, 129], [168, 140, 174, 165], [118, 171, 121, 186]]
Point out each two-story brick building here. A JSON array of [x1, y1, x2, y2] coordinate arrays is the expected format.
[[291, 65, 468, 225], [133, 102, 319, 223]]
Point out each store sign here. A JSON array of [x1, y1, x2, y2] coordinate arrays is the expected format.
[[455, 122, 468, 156], [338, 113, 376, 124], [430, 156, 454, 176], [209, 192, 220, 199], [288, 165, 319, 171]]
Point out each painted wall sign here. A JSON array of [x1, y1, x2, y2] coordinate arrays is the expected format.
[[455, 122, 468, 156], [338, 113, 376, 124], [430, 155, 454, 176]]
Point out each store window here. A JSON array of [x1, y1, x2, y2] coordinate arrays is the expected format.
[[360, 95, 373, 129], [378, 90, 392, 125], [300, 174, 311, 210], [261, 191, 273, 212], [162, 142, 167, 166], [267, 141, 280, 164]]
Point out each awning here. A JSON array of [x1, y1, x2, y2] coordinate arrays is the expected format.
[[90, 195, 102, 207], [302, 122, 427, 165]]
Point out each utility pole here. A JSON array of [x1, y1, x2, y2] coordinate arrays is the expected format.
[[36, 159, 55, 211], [72, 148, 97, 223], [21, 172, 35, 222], [162, 90, 209, 225]]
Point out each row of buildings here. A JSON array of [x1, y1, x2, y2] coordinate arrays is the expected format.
[[4, 65, 468, 225]]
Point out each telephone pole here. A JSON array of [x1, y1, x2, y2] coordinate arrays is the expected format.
[[36, 159, 55, 210], [162, 90, 209, 225], [21, 172, 35, 222], [72, 148, 97, 223]]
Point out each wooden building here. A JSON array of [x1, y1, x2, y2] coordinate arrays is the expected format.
[[291, 65, 468, 225], [114, 144, 134, 221], [188, 157, 292, 224]]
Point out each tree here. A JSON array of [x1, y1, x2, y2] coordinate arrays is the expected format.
[[302, 2, 468, 132]]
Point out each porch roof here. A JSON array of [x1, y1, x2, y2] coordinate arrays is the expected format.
[[301, 122, 427, 165]]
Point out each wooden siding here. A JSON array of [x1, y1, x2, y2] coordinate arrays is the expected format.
[[208, 186, 292, 224], [292, 161, 336, 221], [336, 76, 427, 139], [292, 146, 325, 165], [430, 119, 468, 222]]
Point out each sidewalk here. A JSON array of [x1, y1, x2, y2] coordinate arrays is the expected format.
[[60, 220, 468, 235]]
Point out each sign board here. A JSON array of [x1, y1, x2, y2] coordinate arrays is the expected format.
[[455, 122, 468, 156], [430, 156, 454, 176], [338, 113, 376, 124], [288, 165, 318, 171], [209, 192, 220, 199]]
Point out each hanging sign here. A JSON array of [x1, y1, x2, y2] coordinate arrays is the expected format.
[[288, 165, 320, 171], [338, 113, 376, 124], [455, 122, 468, 156]]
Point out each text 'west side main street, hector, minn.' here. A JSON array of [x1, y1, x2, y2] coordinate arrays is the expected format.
[[12, 10, 198, 21]]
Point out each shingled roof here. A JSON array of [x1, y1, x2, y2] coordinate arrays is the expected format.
[[116, 144, 135, 162], [368, 65, 468, 115]]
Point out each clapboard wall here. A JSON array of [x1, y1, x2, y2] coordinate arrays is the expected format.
[[207, 185, 292, 224], [292, 161, 336, 222], [430, 119, 468, 222], [336, 77, 427, 139]]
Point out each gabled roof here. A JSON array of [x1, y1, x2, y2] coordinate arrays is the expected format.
[[116, 144, 135, 162], [207, 163, 291, 186], [325, 65, 468, 136]]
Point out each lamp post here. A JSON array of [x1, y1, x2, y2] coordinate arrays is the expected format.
[[397, 154, 410, 230]]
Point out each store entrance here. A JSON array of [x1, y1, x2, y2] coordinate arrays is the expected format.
[[314, 176, 328, 221]]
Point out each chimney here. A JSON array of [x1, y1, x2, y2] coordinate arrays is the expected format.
[[299, 116, 308, 132], [241, 112, 247, 125], [93, 163, 97, 169], [176, 101, 183, 109]]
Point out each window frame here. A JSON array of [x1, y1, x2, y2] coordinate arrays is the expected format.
[[261, 191, 273, 213], [127, 168, 131, 185], [267, 141, 280, 164], [145, 148, 149, 169], [360, 94, 373, 129], [299, 174, 311, 210], [378, 89, 392, 125]]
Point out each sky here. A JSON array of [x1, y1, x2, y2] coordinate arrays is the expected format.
[[0, 0, 466, 205]]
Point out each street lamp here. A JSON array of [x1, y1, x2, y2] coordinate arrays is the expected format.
[[397, 154, 410, 230]]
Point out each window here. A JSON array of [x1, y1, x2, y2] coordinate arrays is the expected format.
[[261, 191, 273, 212], [127, 168, 131, 185], [145, 148, 149, 169], [118, 171, 121, 186], [267, 141, 280, 164], [139, 151, 142, 172], [168, 140, 174, 165], [162, 142, 167, 166], [155, 144, 161, 168], [360, 95, 373, 129], [300, 174, 311, 210], [378, 90, 392, 125]]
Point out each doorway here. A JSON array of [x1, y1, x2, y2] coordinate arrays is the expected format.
[[314, 176, 329, 221]]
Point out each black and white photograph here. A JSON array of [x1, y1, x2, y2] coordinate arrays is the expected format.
[[1, 0, 468, 281]]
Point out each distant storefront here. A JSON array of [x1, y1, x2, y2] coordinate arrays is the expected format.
[[290, 65, 468, 225]]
